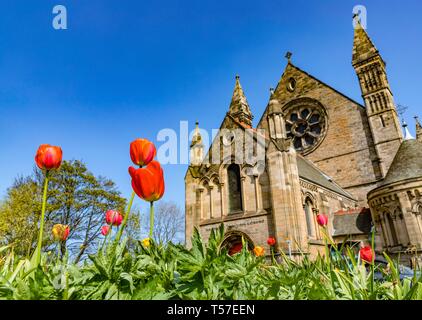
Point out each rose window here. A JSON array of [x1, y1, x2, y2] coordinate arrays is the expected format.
[[285, 105, 327, 154]]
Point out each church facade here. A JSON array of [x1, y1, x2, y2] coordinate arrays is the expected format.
[[185, 23, 422, 266]]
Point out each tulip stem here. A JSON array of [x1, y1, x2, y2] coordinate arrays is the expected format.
[[370, 224, 375, 295], [149, 202, 154, 239], [115, 191, 136, 243], [35, 174, 49, 266]]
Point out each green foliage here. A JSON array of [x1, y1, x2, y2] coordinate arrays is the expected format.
[[0, 178, 41, 257], [1, 224, 422, 300]]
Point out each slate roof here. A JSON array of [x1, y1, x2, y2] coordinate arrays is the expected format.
[[332, 208, 372, 236], [296, 155, 355, 200], [378, 139, 422, 187]]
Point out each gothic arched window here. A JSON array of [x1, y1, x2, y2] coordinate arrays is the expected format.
[[227, 164, 243, 214], [304, 198, 316, 238], [386, 213, 399, 246]]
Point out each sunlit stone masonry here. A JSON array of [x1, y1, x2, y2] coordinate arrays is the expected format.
[[185, 21, 422, 267]]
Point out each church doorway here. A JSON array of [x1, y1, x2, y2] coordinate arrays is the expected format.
[[220, 231, 254, 256]]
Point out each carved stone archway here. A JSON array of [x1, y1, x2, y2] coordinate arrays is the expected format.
[[220, 230, 254, 256]]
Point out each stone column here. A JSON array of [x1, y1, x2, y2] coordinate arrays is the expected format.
[[240, 175, 246, 213], [392, 215, 404, 246], [413, 213, 422, 244], [220, 182, 226, 217], [394, 215, 410, 247], [254, 174, 262, 212], [198, 187, 204, 220], [209, 185, 214, 219], [377, 214, 388, 249], [382, 213, 394, 248]]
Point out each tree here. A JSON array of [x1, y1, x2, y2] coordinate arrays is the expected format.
[[0, 177, 42, 257], [142, 201, 184, 244], [0, 160, 137, 262]]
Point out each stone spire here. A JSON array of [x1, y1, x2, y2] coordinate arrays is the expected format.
[[190, 121, 204, 166], [228, 75, 253, 128], [352, 22, 380, 67], [415, 116, 422, 143]]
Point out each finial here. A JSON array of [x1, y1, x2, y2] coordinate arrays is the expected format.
[[235, 74, 240, 81], [269, 87, 275, 96], [402, 120, 415, 140], [352, 13, 359, 22], [285, 51, 292, 62], [195, 121, 199, 127]]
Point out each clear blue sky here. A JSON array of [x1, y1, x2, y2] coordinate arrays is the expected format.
[[0, 0, 421, 214]]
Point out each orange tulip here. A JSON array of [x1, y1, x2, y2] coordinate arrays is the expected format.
[[130, 138, 156, 167], [52, 224, 70, 241], [253, 246, 265, 257], [35, 144, 63, 170], [129, 160, 165, 202]]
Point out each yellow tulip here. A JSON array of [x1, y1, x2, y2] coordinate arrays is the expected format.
[[142, 238, 151, 247]]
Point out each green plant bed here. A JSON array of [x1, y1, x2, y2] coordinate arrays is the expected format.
[[1, 225, 422, 300]]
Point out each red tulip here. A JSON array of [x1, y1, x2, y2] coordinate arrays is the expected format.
[[267, 237, 276, 246], [35, 144, 63, 170], [130, 138, 156, 167], [105, 210, 123, 226], [316, 214, 328, 226], [359, 246, 374, 263], [129, 161, 165, 202], [101, 225, 110, 236], [52, 224, 70, 241]]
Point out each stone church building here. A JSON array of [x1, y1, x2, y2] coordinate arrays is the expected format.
[[185, 23, 422, 265]]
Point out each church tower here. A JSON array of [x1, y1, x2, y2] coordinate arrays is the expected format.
[[228, 75, 253, 128], [352, 22, 403, 178]]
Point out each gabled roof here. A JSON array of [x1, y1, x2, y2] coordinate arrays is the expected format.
[[378, 139, 422, 187], [296, 154, 356, 200], [257, 62, 365, 128], [284, 63, 365, 108]]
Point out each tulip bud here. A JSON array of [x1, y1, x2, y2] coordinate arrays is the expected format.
[[52, 224, 70, 241], [359, 245, 374, 263], [253, 246, 265, 257], [267, 237, 276, 246], [35, 144, 63, 171], [101, 225, 110, 236], [105, 210, 123, 226], [316, 214, 328, 227], [130, 138, 156, 167]]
